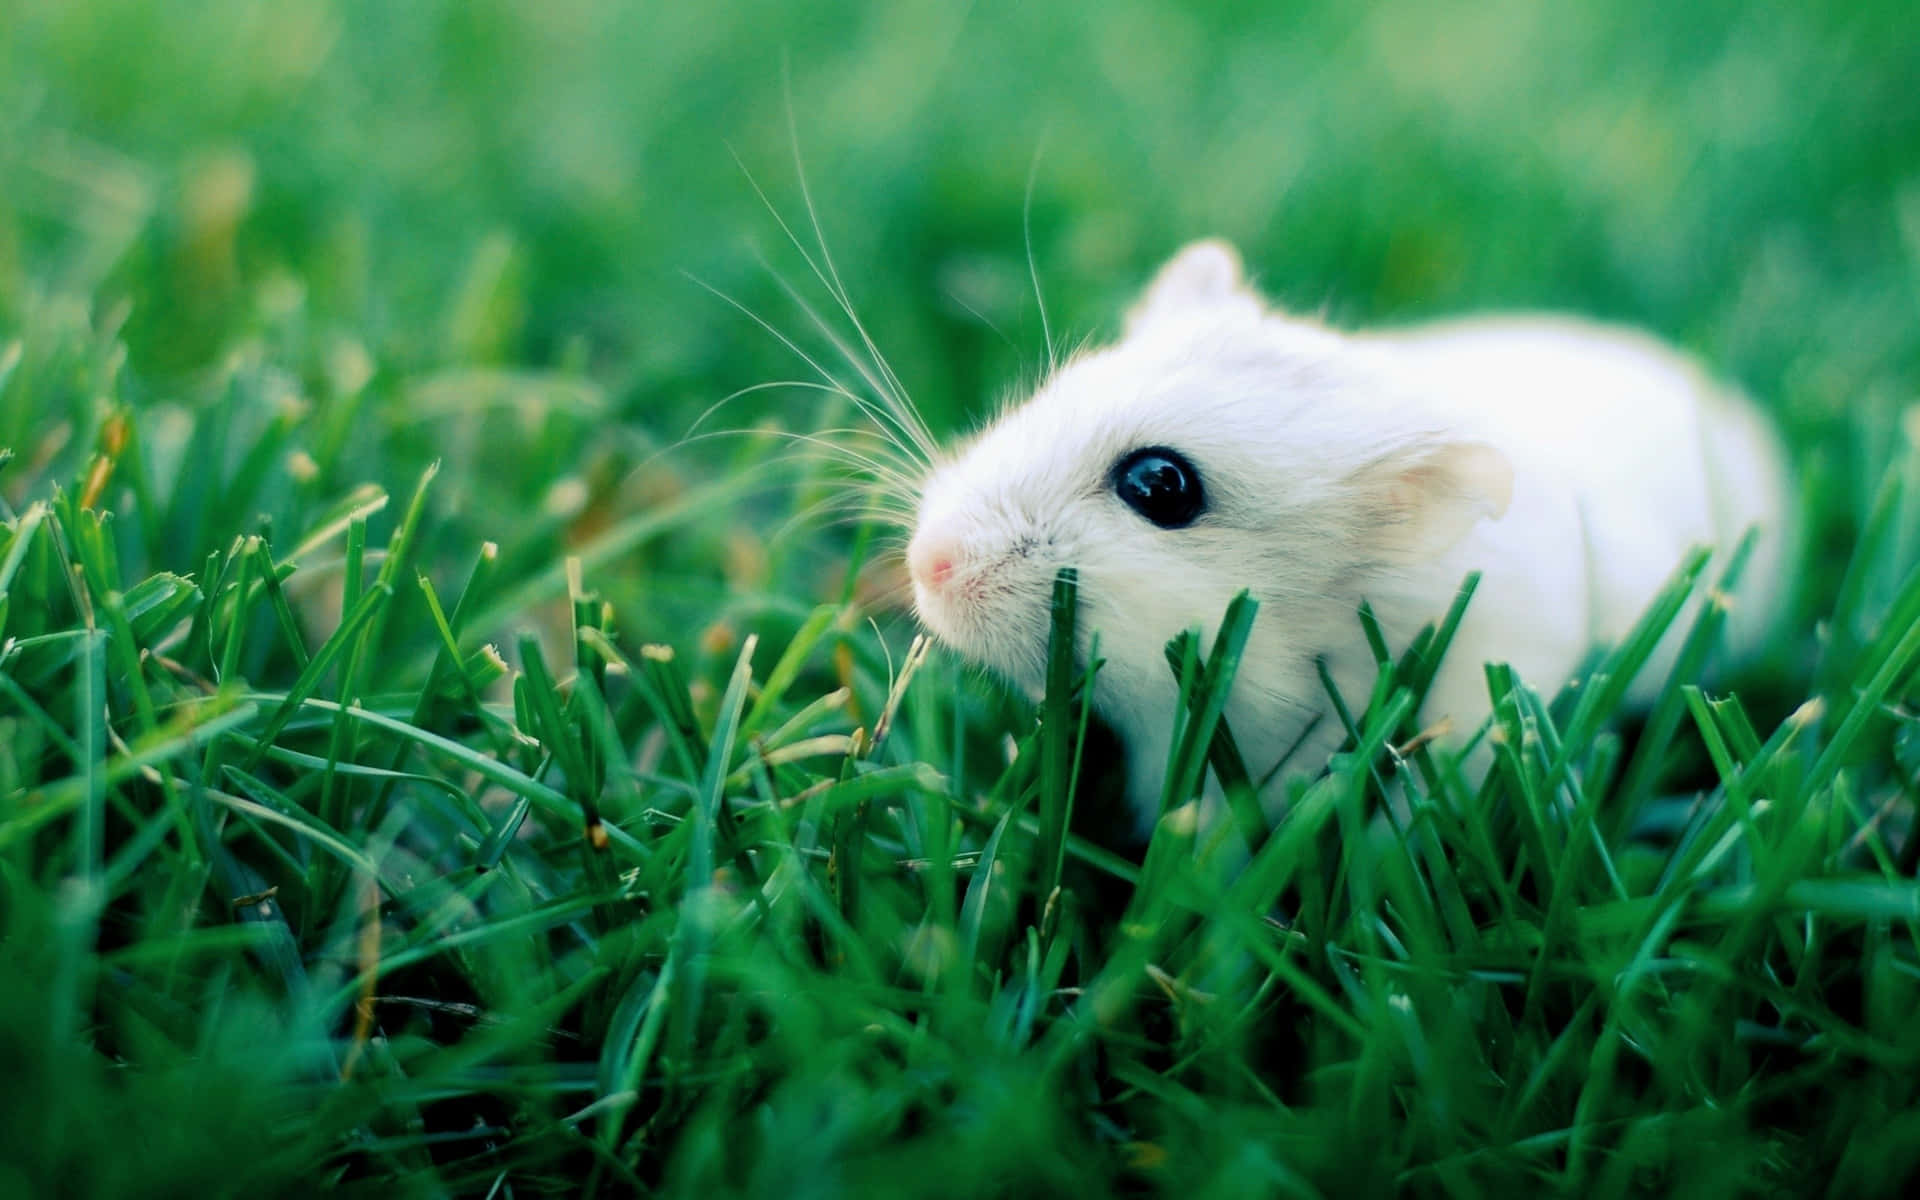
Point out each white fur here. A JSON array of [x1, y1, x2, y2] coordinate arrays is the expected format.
[[906, 239, 1791, 836]]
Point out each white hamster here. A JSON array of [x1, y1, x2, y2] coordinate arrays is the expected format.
[[905, 239, 1791, 836]]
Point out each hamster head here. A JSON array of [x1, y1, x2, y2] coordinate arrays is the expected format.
[[905, 240, 1513, 795]]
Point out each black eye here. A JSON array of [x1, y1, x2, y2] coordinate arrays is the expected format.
[[1111, 446, 1205, 528]]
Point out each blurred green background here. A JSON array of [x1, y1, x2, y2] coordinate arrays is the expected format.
[[5, 1, 1920, 1194], [6, 0, 1917, 613]]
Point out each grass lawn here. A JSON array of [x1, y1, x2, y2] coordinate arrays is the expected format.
[[4, 1, 1920, 1195]]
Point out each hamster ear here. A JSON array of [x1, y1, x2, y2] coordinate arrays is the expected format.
[[1124, 238, 1262, 334], [1364, 440, 1515, 558]]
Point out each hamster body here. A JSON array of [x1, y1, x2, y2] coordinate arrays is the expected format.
[[906, 240, 1791, 836]]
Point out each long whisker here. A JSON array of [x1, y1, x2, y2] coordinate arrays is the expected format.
[[684, 378, 865, 439], [683, 268, 849, 394], [722, 159, 937, 467], [734, 88, 938, 462], [678, 388, 926, 511], [667, 425, 923, 495], [1023, 134, 1056, 374], [682, 270, 929, 470], [944, 287, 1020, 354], [752, 249, 937, 466], [774, 491, 919, 543], [780, 96, 937, 458]]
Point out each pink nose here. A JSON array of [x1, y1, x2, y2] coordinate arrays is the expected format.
[[907, 536, 957, 591]]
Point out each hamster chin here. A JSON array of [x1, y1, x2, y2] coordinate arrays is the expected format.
[[903, 238, 1789, 840]]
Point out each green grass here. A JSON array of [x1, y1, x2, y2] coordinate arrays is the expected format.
[[5, 0, 1920, 1195]]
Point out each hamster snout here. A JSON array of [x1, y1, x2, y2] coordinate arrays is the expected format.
[[904, 516, 1040, 663], [906, 531, 956, 592], [904, 527, 971, 645]]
